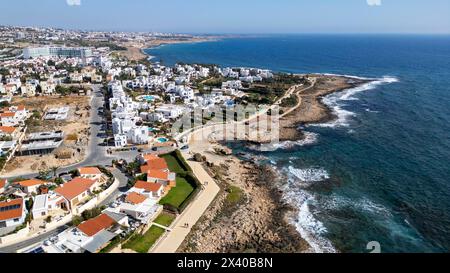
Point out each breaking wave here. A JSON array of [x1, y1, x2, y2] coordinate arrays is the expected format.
[[247, 131, 318, 152], [288, 166, 330, 183], [312, 76, 399, 128], [280, 166, 337, 253]]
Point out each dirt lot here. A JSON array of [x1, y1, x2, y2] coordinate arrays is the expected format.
[[2, 95, 91, 176]]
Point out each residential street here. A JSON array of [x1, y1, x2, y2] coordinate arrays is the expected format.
[[0, 224, 70, 253], [0, 85, 131, 252]]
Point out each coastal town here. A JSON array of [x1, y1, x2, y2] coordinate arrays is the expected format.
[[0, 25, 361, 254], [0, 0, 447, 268]]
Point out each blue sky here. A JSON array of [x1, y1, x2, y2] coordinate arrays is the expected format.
[[1, 0, 449, 34]]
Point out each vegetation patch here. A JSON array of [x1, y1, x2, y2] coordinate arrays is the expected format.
[[160, 150, 191, 174], [159, 177, 195, 209], [122, 226, 165, 253], [225, 185, 244, 205], [154, 212, 176, 227]]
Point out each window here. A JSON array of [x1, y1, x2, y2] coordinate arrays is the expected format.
[[14, 218, 19, 222]]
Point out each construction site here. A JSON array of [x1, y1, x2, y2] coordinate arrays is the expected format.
[[2, 94, 92, 176]]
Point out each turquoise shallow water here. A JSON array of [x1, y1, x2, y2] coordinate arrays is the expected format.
[[146, 35, 450, 253]]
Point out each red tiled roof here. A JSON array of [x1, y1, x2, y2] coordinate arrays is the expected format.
[[0, 126, 16, 134], [0, 179, 6, 189], [142, 154, 159, 161], [147, 169, 170, 180], [77, 214, 115, 237], [0, 198, 24, 221], [54, 178, 96, 201], [125, 192, 147, 205], [79, 167, 102, 175], [134, 181, 163, 193], [146, 157, 168, 170], [0, 112, 15, 118], [16, 179, 47, 187]]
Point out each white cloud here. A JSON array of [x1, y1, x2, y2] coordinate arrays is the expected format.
[[66, 0, 81, 6], [367, 0, 382, 6]]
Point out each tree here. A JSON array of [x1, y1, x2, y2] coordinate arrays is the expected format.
[[54, 177, 64, 185], [50, 166, 59, 178], [38, 169, 51, 180], [126, 161, 140, 176], [25, 198, 34, 211]]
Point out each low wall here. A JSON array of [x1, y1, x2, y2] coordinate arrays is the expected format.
[[43, 214, 72, 231], [0, 225, 30, 245], [74, 178, 119, 215]]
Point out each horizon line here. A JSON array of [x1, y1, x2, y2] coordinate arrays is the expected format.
[[1, 24, 449, 36]]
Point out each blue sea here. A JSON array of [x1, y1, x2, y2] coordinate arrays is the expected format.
[[146, 35, 450, 253]]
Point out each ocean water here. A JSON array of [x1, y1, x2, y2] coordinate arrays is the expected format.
[[146, 35, 450, 253]]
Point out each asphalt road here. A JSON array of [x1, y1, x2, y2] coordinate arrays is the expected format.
[[0, 167, 130, 253], [0, 224, 70, 253], [0, 85, 131, 253]]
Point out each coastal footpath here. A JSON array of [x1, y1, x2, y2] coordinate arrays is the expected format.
[[178, 74, 369, 253]]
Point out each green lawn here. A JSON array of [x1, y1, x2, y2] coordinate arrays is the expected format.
[[161, 153, 188, 173], [159, 177, 195, 209], [226, 186, 244, 205], [122, 226, 165, 253], [154, 212, 176, 227]]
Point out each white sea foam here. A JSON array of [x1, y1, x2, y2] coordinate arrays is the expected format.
[[248, 131, 318, 152], [288, 166, 330, 183], [321, 195, 392, 218], [280, 166, 337, 253], [312, 76, 399, 128]]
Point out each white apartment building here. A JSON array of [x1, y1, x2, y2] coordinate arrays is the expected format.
[[126, 126, 150, 145], [155, 105, 184, 120], [114, 134, 127, 148], [222, 80, 243, 90]]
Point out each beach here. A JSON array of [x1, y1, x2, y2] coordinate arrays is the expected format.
[[116, 37, 217, 61]]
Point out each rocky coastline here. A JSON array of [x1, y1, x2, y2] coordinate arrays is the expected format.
[[180, 75, 374, 253]]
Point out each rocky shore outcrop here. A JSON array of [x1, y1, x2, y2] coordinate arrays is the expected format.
[[179, 158, 308, 253]]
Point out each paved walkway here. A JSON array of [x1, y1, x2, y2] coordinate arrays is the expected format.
[[151, 223, 172, 232], [151, 158, 220, 253]]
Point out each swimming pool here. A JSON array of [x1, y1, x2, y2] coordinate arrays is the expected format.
[[143, 95, 155, 101], [157, 137, 168, 143]]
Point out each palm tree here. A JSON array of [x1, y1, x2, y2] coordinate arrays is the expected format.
[[50, 166, 59, 178]]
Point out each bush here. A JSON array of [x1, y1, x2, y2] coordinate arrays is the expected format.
[[193, 153, 204, 162], [71, 216, 83, 226], [81, 207, 102, 221], [66, 133, 78, 141]]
